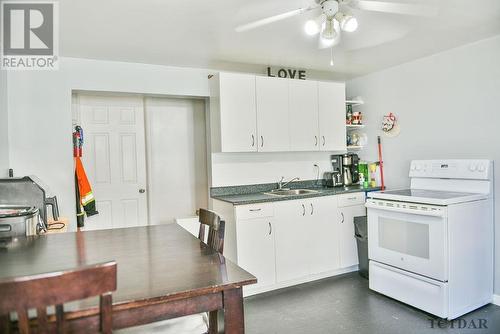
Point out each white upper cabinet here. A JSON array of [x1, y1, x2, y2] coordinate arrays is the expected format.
[[289, 80, 319, 151], [255, 76, 290, 152], [210, 72, 346, 153], [210, 72, 257, 152], [318, 81, 346, 151]]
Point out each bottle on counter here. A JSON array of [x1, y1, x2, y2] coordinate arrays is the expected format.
[[358, 161, 369, 188], [369, 163, 378, 188]]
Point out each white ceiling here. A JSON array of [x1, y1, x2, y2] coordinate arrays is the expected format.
[[60, 0, 500, 79]]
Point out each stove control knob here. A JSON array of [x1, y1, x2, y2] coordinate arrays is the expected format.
[[411, 165, 416, 171], [415, 164, 422, 171], [469, 165, 476, 172], [478, 165, 486, 172]]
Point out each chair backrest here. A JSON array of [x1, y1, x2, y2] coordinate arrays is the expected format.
[[197, 209, 225, 253], [0, 261, 117, 334]]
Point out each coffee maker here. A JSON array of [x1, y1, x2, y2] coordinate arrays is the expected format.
[[324, 154, 360, 187], [341, 153, 360, 186], [324, 155, 343, 187]]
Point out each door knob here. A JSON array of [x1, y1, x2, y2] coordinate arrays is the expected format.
[[139, 189, 146, 193]]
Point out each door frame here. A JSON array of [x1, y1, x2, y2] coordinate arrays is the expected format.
[[72, 91, 211, 228]]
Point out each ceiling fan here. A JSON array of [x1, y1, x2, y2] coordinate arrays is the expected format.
[[235, 0, 437, 65]]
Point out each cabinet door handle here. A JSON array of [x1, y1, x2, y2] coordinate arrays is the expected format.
[[268, 222, 272, 235], [314, 136, 318, 147], [302, 204, 306, 216], [249, 208, 262, 212], [310, 203, 314, 215], [341, 212, 345, 224], [322, 136, 326, 146], [260, 135, 264, 148], [251, 134, 255, 147]]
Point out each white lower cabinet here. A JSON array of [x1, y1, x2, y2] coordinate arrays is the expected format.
[[308, 197, 341, 274], [236, 217, 276, 292], [274, 199, 311, 282], [274, 197, 341, 282], [216, 192, 365, 296]]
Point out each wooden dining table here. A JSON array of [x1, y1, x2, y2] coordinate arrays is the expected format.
[[0, 223, 257, 333]]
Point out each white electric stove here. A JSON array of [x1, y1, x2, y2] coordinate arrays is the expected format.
[[366, 159, 494, 319]]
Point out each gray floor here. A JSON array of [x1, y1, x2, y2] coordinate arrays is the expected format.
[[238, 272, 500, 334]]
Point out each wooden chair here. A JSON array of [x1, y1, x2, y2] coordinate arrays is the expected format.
[[118, 209, 225, 334], [0, 261, 117, 334], [197, 208, 226, 334], [197, 208, 225, 254]]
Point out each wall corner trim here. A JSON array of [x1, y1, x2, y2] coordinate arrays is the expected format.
[[492, 294, 500, 306]]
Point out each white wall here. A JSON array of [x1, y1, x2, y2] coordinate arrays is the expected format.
[[0, 70, 8, 177], [7, 58, 211, 230], [7, 57, 340, 229], [347, 35, 500, 293], [211, 152, 334, 187]]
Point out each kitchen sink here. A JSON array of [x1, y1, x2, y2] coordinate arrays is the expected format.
[[264, 189, 319, 196]]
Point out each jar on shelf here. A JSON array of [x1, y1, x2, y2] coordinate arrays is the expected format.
[[352, 111, 362, 125]]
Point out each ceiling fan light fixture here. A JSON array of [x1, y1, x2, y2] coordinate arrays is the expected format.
[[340, 14, 358, 32], [319, 35, 336, 49], [304, 20, 319, 35], [304, 13, 326, 36], [321, 19, 339, 40]]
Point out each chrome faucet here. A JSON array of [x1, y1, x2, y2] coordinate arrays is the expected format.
[[278, 176, 300, 190]]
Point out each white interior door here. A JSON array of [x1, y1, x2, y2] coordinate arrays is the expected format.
[[77, 95, 148, 230], [144, 97, 208, 225]]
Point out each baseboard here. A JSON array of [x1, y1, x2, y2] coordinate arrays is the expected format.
[[243, 265, 359, 297], [492, 294, 500, 306]]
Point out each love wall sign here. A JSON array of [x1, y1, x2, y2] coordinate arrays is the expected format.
[[266, 67, 306, 80]]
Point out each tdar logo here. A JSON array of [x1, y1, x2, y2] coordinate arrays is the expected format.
[[1, 1, 59, 70]]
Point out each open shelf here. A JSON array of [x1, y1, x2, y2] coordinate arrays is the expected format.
[[345, 100, 364, 106], [346, 124, 366, 130], [346, 96, 365, 150]]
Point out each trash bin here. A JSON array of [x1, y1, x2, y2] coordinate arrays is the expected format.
[[354, 216, 369, 279]]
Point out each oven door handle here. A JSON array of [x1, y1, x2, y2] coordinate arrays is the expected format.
[[365, 201, 445, 217]]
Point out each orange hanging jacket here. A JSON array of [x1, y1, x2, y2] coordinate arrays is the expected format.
[[75, 157, 98, 216]]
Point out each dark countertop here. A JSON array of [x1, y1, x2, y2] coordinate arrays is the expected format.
[[211, 184, 381, 205]]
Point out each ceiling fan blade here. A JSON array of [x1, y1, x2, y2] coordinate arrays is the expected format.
[[349, 0, 438, 17], [235, 5, 318, 32]]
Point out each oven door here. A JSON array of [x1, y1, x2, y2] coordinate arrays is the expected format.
[[366, 199, 448, 282]]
